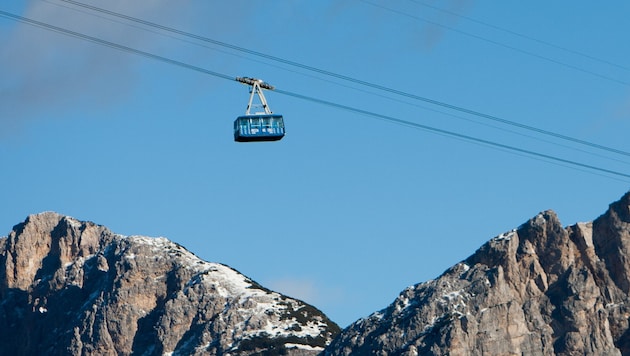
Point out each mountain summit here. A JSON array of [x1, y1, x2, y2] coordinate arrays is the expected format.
[[0, 212, 339, 355], [3, 192, 630, 355], [323, 192, 630, 355]]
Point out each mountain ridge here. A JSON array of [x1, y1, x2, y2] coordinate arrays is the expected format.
[[323, 191, 630, 355], [3, 192, 630, 355], [0, 212, 339, 355]]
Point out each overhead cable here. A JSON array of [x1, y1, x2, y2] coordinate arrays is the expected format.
[[407, 0, 630, 73], [51, 0, 630, 159], [1, 9, 629, 181], [273, 88, 630, 181], [360, 0, 630, 87], [0, 10, 234, 82]]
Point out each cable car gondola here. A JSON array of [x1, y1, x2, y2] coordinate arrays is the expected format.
[[234, 77, 285, 142]]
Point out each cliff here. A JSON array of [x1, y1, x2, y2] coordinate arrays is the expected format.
[[5, 192, 630, 355], [323, 192, 630, 355], [0, 212, 339, 355]]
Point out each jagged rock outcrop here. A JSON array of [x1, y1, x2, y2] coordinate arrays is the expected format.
[[0, 212, 340, 355], [323, 192, 630, 356]]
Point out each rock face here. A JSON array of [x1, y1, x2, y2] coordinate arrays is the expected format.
[[5, 193, 630, 356], [323, 192, 630, 356], [0, 212, 340, 356]]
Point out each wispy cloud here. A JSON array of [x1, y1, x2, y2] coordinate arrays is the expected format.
[[417, 0, 473, 49], [356, 0, 474, 52], [266, 277, 345, 306], [0, 0, 191, 136], [267, 278, 318, 302]]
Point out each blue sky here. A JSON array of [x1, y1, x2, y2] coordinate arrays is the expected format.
[[1, 1, 630, 327]]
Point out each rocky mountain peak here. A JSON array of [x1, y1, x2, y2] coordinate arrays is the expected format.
[[1, 212, 111, 292], [0, 213, 339, 355], [324, 192, 630, 355], [5, 193, 630, 355]]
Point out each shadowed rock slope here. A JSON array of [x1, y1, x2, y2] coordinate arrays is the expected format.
[[323, 192, 630, 356], [0, 212, 339, 356]]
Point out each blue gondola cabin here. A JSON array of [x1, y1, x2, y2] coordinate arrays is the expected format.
[[234, 114, 285, 142]]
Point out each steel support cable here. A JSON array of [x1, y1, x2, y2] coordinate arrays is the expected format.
[[360, 0, 630, 87], [49, 0, 630, 159], [407, 0, 630, 73], [2, 10, 630, 181], [0, 11, 234, 82], [273, 89, 630, 181]]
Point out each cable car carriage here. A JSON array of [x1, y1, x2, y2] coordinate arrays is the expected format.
[[234, 77, 285, 142]]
